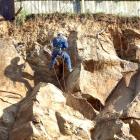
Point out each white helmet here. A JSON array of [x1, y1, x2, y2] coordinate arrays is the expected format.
[[57, 30, 67, 40], [57, 31, 63, 36]]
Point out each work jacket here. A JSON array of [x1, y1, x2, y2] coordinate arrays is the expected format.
[[52, 36, 68, 52]]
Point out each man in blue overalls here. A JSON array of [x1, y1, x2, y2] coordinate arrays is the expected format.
[[49, 32, 73, 72]]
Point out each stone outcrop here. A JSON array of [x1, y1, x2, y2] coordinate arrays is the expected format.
[[91, 119, 136, 140], [66, 30, 124, 106], [0, 38, 34, 102], [0, 38, 34, 140], [103, 70, 138, 113], [67, 63, 123, 106], [111, 27, 140, 63], [0, 15, 140, 140], [121, 91, 140, 140], [27, 42, 62, 87], [66, 93, 99, 120], [128, 120, 140, 140], [9, 83, 94, 140]]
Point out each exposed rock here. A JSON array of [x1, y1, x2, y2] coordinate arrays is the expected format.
[[67, 63, 122, 106], [123, 91, 140, 119], [111, 27, 140, 63], [122, 28, 140, 62], [56, 112, 92, 139], [123, 73, 140, 119], [128, 120, 140, 140], [0, 127, 8, 140], [27, 42, 61, 87], [66, 28, 126, 106], [0, 16, 140, 140], [0, 38, 34, 106], [66, 93, 98, 120], [0, 38, 34, 140], [91, 119, 136, 140], [9, 83, 94, 140], [103, 71, 138, 113], [121, 92, 140, 139], [101, 71, 140, 140]]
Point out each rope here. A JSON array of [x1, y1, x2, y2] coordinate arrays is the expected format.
[[53, 66, 64, 92], [52, 53, 68, 93], [62, 57, 66, 91]]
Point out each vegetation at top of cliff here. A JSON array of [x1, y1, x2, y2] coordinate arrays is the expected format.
[[15, 12, 140, 29]]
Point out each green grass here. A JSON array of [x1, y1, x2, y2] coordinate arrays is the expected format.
[[15, 10, 29, 25]]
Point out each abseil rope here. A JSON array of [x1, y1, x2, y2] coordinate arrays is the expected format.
[[62, 57, 66, 91], [53, 66, 64, 92]]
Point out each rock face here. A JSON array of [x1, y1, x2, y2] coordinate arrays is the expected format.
[[92, 119, 136, 140], [27, 42, 62, 87], [67, 63, 122, 106], [9, 83, 94, 140], [0, 38, 34, 101], [0, 15, 140, 140], [66, 93, 98, 120], [66, 29, 124, 106], [111, 27, 140, 63], [121, 92, 140, 140], [0, 38, 34, 140], [103, 70, 138, 113]]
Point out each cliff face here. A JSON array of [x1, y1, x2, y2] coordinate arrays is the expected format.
[[0, 14, 140, 140]]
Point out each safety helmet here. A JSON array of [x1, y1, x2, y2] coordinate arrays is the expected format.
[[57, 30, 64, 36]]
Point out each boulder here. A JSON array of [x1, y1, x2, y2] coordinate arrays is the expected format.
[[67, 30, 125, 106], [27, 42, 61, 87], [102, 71, 140, 140], [9, 83, 94, 140], [111, 28, 140, 63], [128, 120, 140, 140], [66, 94, 98, 120], [0, 38, 34, 140], [56, 112, 93, 139], [122, 93, 140, 123], [122, 86, 140, 140], [123, 82, 140, 119], [66, 63, 122, 106], [103, 71, 138, 113], [0, 38, 34, 107], [91, 119, 136, 140]]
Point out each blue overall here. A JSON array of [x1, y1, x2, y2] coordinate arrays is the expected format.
[[49, 36, 72, 72]]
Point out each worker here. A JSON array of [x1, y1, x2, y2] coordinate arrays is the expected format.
[[49, 32, 73, 72]]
